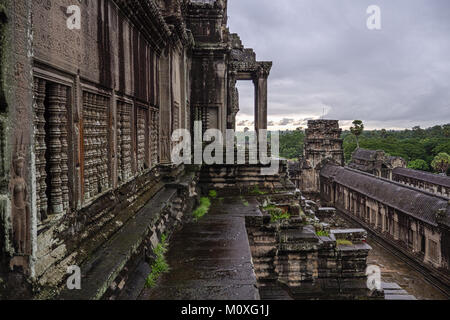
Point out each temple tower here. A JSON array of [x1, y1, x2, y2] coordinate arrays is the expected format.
[[300, 120, 344, 195]]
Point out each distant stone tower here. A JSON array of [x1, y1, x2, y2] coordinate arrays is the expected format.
[[300, 120, 344, 195]]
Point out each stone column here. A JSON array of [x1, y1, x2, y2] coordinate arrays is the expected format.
[[47, 84, 64, 215], [253, 64, 270, 132], [227, 70, 237, 130], [159, 48, 172, 164]]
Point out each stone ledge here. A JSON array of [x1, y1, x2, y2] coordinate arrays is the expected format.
[[58, 187, 179, 300]]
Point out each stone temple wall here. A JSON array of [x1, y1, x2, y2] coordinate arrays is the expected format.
[[0, 0, 273, 298], [0, 0, 195, 296]]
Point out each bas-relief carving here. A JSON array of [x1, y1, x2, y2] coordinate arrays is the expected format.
[[117, 101, 132, 182], [9, 138, 30, 256], [136, 106, 148, 172], [149, 107, 160, 168], [160, 124, 171, 164], [33, 0, 98, 77]]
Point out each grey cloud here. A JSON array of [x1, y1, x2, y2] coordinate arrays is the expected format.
[[279, 118, 295, 126], [228, 0, 450, 129]]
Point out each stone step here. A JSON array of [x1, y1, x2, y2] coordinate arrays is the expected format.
[[58, 187, 179, 300], [382, 282, 417, 300], [385, 294, 417, 300]]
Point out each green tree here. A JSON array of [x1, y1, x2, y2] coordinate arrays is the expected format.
[[431, 153, 450, 174], [408, 159, 429, 171], [350, 120, 364, 149], [412, 126, 425, 139], [279, 130, 305, 160], [443, 124, 450, 138]]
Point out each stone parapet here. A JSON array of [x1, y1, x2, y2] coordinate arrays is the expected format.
[[246, 207, 379, 299]]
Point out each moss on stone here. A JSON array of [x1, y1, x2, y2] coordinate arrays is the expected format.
[[268, 207, 290, 222], [336, 239, 353, 246], [250, 185, 266, 195], [208, 190, 218, 198], [146, 234, 170, 288], [316, 230, 330, 237], [193, 197, 211, 221]]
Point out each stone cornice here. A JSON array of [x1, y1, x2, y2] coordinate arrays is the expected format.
[[165, 14, 192, 47], [113, 0, 171, 55]]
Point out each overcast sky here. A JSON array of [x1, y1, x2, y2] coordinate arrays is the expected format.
[[227, 0, 450, 131]]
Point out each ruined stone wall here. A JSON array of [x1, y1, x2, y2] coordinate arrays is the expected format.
[[300, 120, 344, 195], [246, 215, 374, 299]]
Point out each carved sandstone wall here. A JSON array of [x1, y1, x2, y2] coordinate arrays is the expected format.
[[0, 0, 193, 292], [0, 0, 272, 297]]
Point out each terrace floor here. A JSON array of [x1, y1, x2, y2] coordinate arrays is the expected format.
[[139, 195, 262, 300]]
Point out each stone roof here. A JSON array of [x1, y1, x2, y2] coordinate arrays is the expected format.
[[348, 162, 374, 172], [393, 167, 450, 188], [321, 164, 450, 227], [352, 148, 379, 161]]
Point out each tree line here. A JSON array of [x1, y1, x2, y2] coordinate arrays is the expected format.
[[278, 123, 450, 174]]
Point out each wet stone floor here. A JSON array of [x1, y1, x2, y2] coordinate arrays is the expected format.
[[139, 196, 262, 300], [139, 195, 447, 300]]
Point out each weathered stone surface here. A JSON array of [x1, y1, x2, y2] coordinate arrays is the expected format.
[[288, 120, 344, 197], [246, 196, 375, 299], [139, 196, 261, 300], [59, 179, 195, 300]]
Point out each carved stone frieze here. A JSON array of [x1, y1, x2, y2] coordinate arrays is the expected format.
[[117, 101, 132, 182]]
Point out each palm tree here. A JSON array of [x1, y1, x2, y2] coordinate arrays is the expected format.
[[350, 120, 364, 149], [431, 153, 450, 175]]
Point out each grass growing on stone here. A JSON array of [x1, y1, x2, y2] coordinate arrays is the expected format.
[[316, 230, 330, 237], [240, 196, 249, 207], [263, 204, 277, 211], [208, 190, 218, 199], [336, 239, 353, 246], [267, 207, 290, 222], [193, 197, 212, 221], [250, 185, 266, 195], [146, 234, 169, 288]]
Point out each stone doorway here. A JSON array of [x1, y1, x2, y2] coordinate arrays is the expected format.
[[234, 81, 255, 132]]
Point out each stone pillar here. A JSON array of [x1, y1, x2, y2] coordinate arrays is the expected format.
[[159, 49, 172, 164], [253, 65, 270, 132], [33, 78, 47, 221], [227, 70, 237, 130], [255, 76, 268, 131], [47, 84, 64, 215]]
